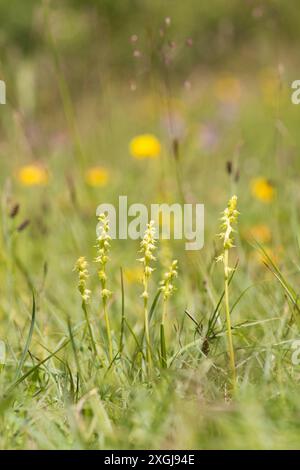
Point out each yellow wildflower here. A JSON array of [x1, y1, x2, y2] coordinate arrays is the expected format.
[[251, 177, 275, 203], [252, 246, 282, 267], [85, 167, 109, 187], [259, 67, 280, 106], [130, 134, 161, 159], [243, 224, 272, 244], [214, 74, 241, 103], [123, 266, 143, 284], [17, 164, 49, 186]]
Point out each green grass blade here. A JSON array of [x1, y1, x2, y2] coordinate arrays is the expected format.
[[67, 318, 83, 384], [14, 291, 36, 380], [82, 302, 97, 356], [5, 338, 71, 395]]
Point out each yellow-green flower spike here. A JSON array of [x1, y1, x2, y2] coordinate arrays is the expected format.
[[218, 195, 239, 251], [74, 256, 91, 303], [160, 260, 178, 302]]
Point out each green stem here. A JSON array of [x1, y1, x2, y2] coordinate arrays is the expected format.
[[103, 300, 113, 363], [82, 302, 97, 357], [160, 300, 168, 368], [144, 279, 152, 373], [224, 249, 236, 392], [119, 267, 125, 354], [162, 299, 168, 325], [160, 323, 167, 369]]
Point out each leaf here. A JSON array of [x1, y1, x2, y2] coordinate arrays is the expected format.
[[6, 337, 71, 395], [256, 241, 300, 320]]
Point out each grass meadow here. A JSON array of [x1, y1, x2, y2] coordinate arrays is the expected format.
[[1, 0, 300, 450]]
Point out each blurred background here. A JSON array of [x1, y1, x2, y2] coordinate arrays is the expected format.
[[1, 0, 300, 322]]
